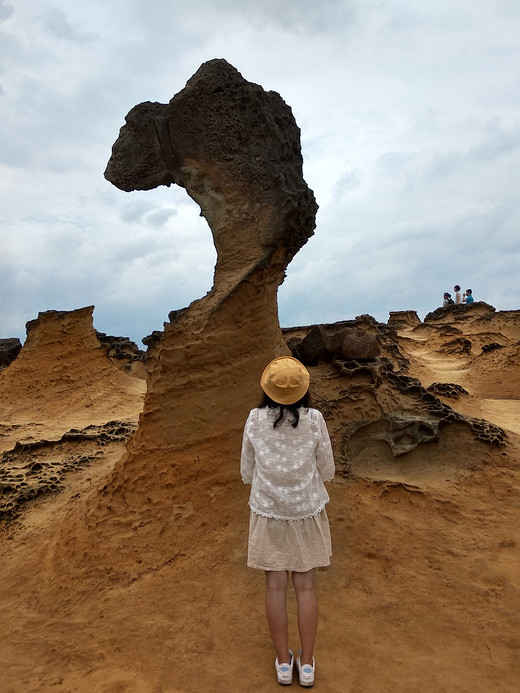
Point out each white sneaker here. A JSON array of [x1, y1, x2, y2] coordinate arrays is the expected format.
[[296, 656, 315, 687], [275, 650, 294, 685]]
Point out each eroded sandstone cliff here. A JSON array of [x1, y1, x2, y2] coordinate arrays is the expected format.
[[0, 307, 145, 521]]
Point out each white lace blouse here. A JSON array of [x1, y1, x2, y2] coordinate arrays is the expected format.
[[240, 407, 335, 521]]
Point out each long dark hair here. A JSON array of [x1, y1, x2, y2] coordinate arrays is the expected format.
[[259, 392, 310, 428]]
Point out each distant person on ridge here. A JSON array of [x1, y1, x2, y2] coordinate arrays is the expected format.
[[443, 292, 454, 307], [454, 285, 462, 304], [463, 289, 474, 304], [241, 357, 335, 687]]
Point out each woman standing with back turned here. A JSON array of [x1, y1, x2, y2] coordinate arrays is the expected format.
[[241, 356, 335, 687]]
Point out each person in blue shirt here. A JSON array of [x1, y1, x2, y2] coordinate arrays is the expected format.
[[463, 289, 474, 304]]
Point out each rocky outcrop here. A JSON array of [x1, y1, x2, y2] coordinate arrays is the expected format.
[[320, 357, 505, 475], [338, 327, 382, 360], [388, 310, 420, 329], [0, 308, 146, 522], [281, 315, 507, 476], [285, 317, 400, 369], [0, 307, 145, 451], [88, 59, 317, 562], [424, 301, 495, 322], [297, 325, 328, 365], [481, 342, 505, 353], [0, 338, 22, 370], [440, 337, 473, 355], [427, 382, 469, 399], [95, 332, 146, 378]]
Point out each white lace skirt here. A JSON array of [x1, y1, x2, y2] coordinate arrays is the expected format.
[[247, 508, 332, 572]]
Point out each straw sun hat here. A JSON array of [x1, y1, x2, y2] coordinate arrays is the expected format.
[[260, 356, 310, 405]]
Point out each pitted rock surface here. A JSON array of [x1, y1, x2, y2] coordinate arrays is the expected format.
[[0, 420, 137, 521], [427, 382, 470, 399], [316, 356, 506, 474]]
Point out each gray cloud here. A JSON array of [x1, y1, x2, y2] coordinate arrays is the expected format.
[[0, 1, 12, 23], [2, 0, 520, 346], [41, 7, 94, 43]]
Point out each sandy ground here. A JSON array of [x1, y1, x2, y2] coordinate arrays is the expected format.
[[1, 308, 520, 692]]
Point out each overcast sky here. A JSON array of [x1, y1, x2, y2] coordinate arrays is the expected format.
[[2, 0, 519, 346]]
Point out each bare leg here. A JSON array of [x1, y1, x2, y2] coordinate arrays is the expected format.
[[265, 570, 291, 664], [292, 569, 318, 665]]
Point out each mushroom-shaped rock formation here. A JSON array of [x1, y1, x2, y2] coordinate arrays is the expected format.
[[82, 59, 318, 569], [105, 58, 317, 286]]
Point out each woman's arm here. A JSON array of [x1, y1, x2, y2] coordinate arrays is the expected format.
[[240, 410, 256, 483], [315, 411, 335, 481]]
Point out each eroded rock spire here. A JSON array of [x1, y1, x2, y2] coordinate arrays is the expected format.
[[93, 60, 318, 565]]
